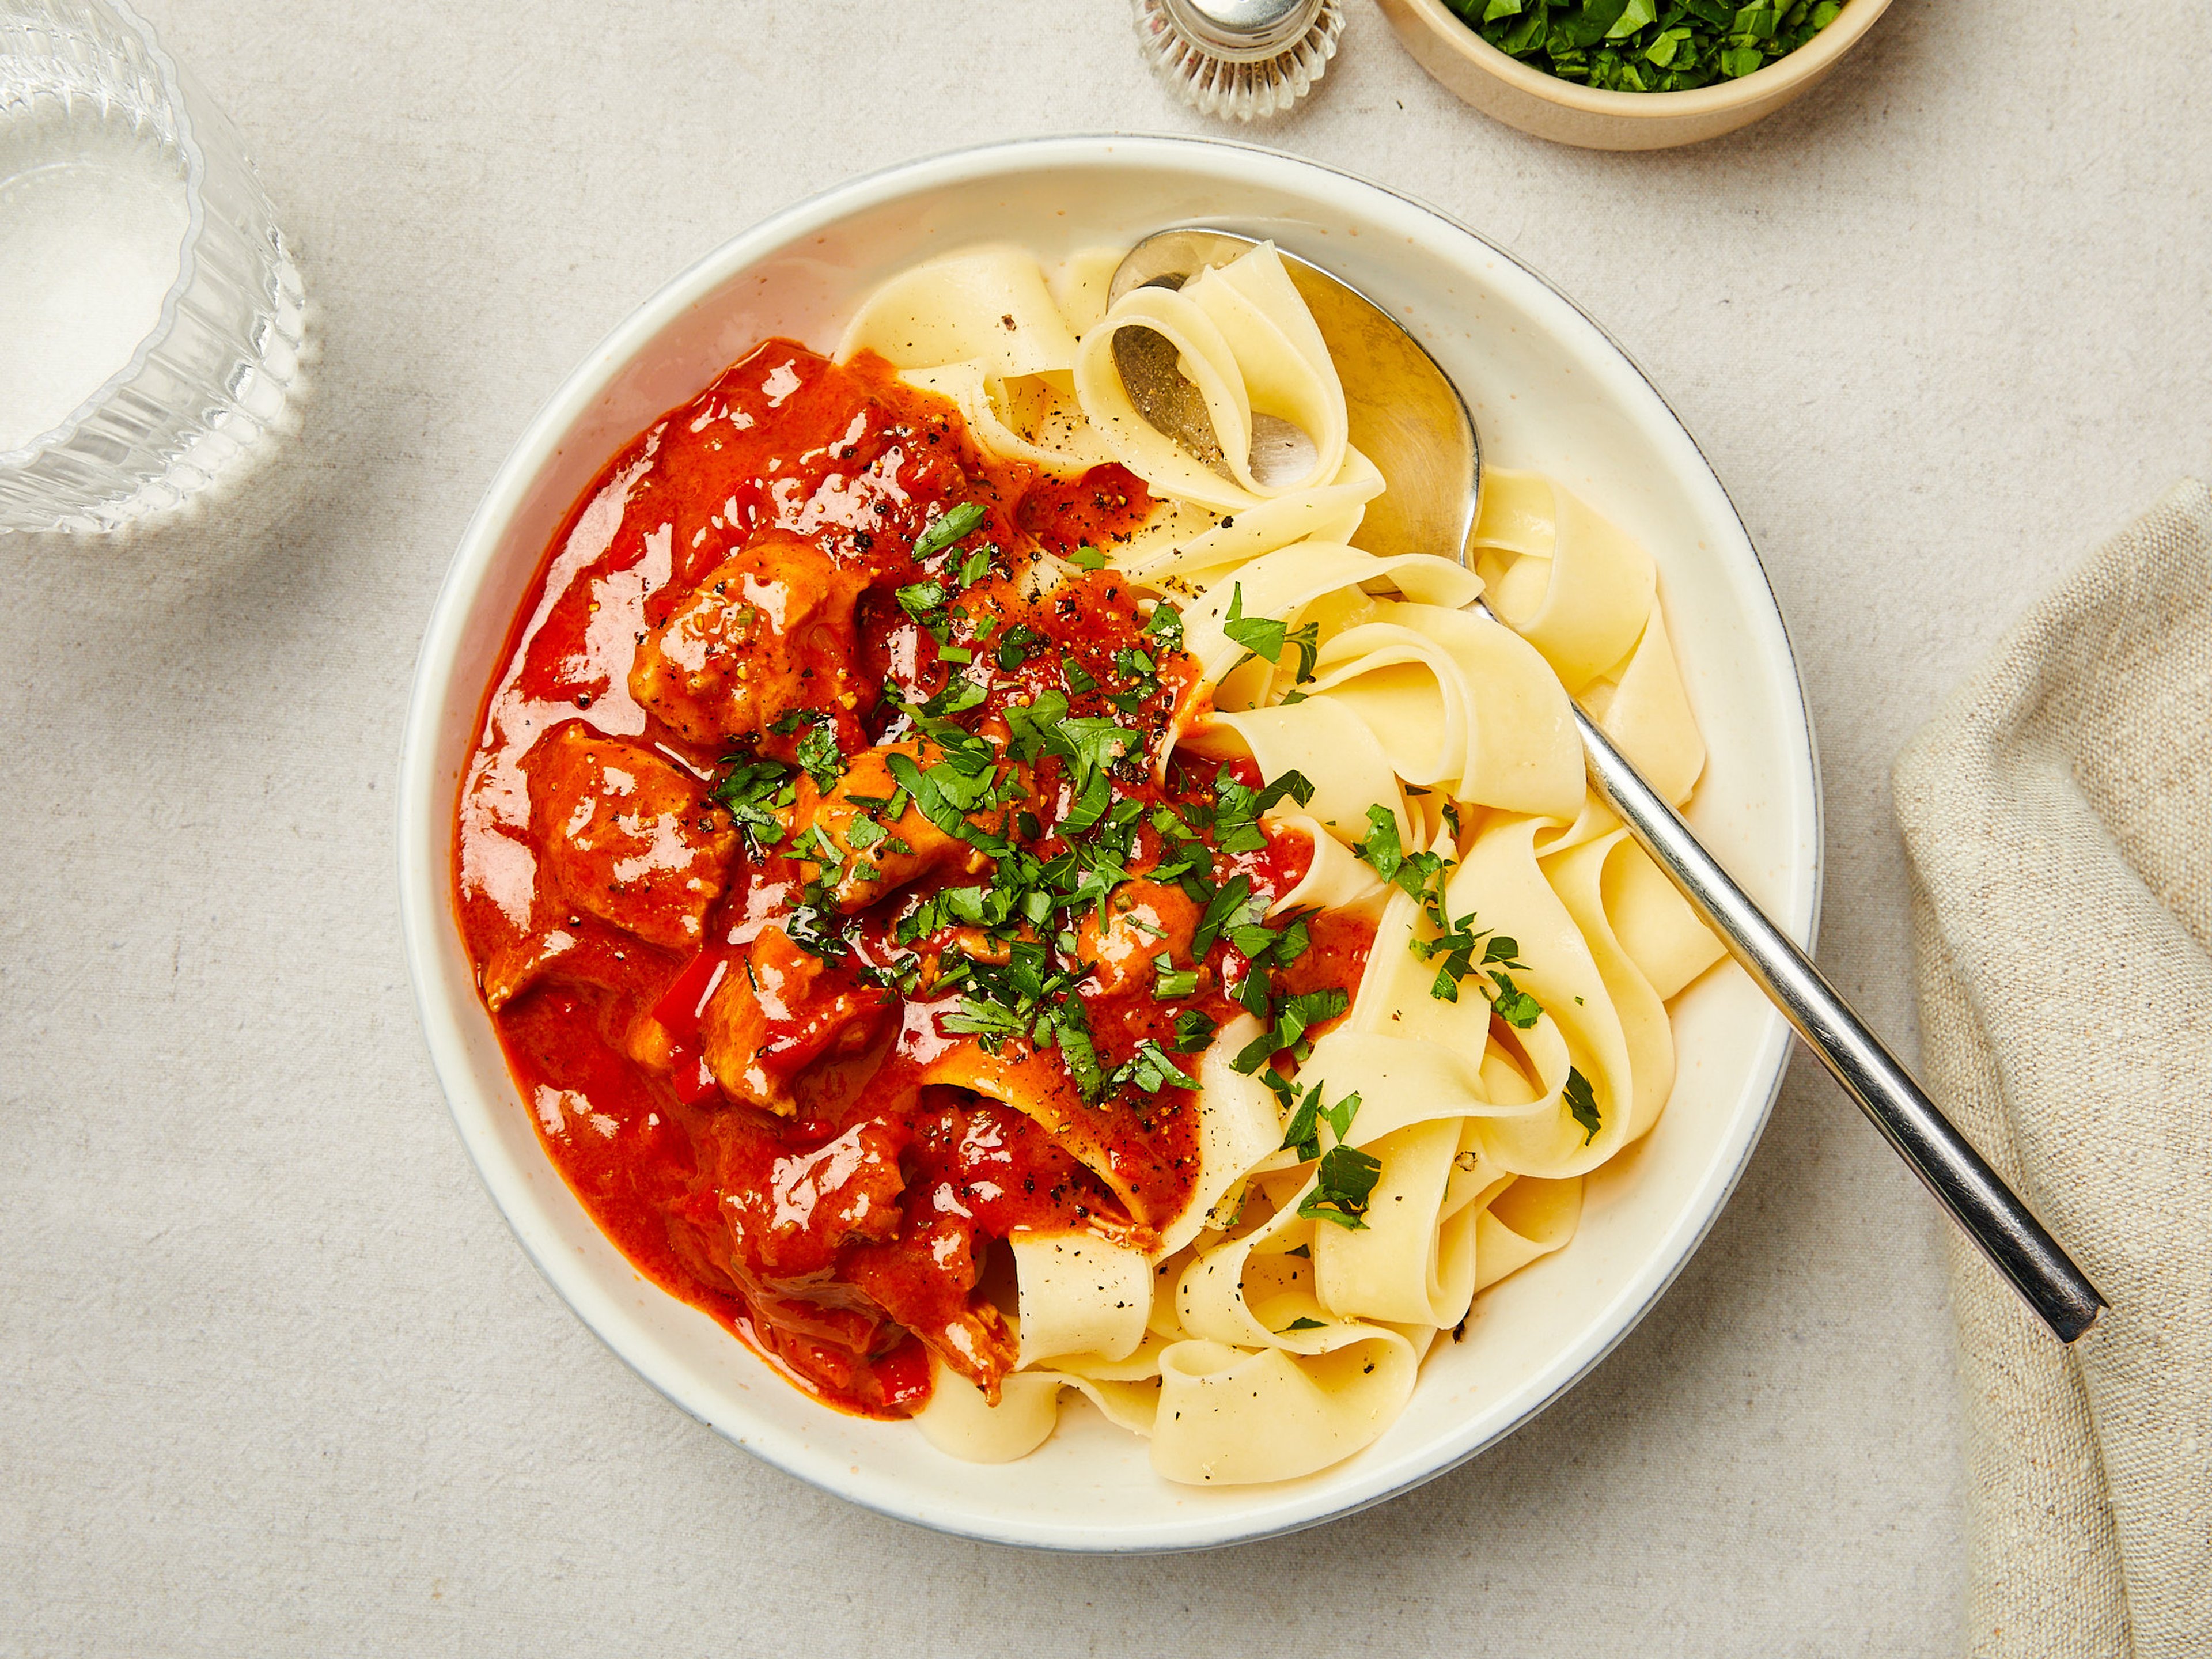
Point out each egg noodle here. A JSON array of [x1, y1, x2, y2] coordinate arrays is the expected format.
[[836, 242, 1724, 1483]]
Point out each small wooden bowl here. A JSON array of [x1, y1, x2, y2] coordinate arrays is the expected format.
[[1376, 0, 1893, 150]]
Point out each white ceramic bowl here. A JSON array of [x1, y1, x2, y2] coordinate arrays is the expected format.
[[397, 134, 1820, 1553]]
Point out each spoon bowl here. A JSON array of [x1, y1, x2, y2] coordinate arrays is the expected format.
[[1108, 227, 1478, 561]]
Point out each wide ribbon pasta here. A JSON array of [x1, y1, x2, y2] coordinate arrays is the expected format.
[[846, 239, 1726, 1484]]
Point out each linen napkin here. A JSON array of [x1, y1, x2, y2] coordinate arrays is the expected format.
[[1892, 479, 2212, 1659]]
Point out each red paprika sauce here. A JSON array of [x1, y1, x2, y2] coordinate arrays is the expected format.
[[454, 340, 1373, 1418]]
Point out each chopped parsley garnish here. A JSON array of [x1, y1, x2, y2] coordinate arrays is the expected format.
[[793, 718, 843, 791], [706, 558, 1368, 1131], [1232, 915, 1310, 974], [1003, 687, 1069, 760], [1005, 694, 1146, 838], [1452, 0, 1841, 94], [885, 749, 1009, 857], [912, 501, 988, 560], [935, 937, 1092, 1048], [1190, 874, 1257, 960], [1117, 1039, 1199, 1094], [895, 578, 947, 624], [940, 998, 1030, 1046], [1299, 1145, 1382, 1231], [921, 677, 986, 718], [840, 812, 912, 859], [1153, 955, 1200, 1001], [1056, 1028, 1108, 1101], [1233, 986, 1347, 1075], [1353, 804, 1449, 903], [995, 623, 1046, 671], [711, 756, 796, 853], [1211, 765, 1313, 855], [1171, 1009, 1219, 1052], [1278, 1080, 1362, 1161], [1222, 582, 1319, 683], [1282, 1317, 1326, 1332], [1142, 601, 1185, 653], [782, 878, 850, 962], [1355, 802, 1547, 1025], [1486, 971, 1544, 1028], [1565, 1066, 1602, 1144], [1416, 915, 1535, 1018], [1059, 716, 1142, 782], [1066, 543, 1109, 570]]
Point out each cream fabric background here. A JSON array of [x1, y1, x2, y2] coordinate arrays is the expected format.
[[1896, 483, 2212, 1659], [1, 2, 2206, 1654]]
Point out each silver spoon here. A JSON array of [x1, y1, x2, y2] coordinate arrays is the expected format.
[[1109, 228, 2106, 1345]]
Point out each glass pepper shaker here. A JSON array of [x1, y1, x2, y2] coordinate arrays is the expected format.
[[1133, 0, 1344, 123]]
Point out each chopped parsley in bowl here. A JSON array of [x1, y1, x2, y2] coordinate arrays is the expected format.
[[1445, 0, 1843, 94]]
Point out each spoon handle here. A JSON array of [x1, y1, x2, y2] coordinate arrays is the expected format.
[[1562, 683, 2107, 1343]]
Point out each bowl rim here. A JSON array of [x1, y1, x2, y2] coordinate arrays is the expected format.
[[396, 130, 1824, 1553], [1392, 0, 1893, 118]]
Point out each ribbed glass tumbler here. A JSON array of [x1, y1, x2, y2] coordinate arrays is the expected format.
[[0, 0, 303, 532]]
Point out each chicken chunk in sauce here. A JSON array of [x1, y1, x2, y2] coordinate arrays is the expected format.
[[529, 723, 737, 952], [1074, 878, 1203, 998], [628, 531, 868, 749], [784, 741, 995, 912], [698, 926, 892, 1115]]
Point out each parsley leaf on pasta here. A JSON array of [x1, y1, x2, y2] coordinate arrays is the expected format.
[[1212, 765, 1314, 855], [1487, 970, 1544, 1028], [1565, 1066, 1602, 1143], [1319, 1087, 1362, 1144], [1279, 1080, 1324, 1160], [1362, 805, 1548, 1027], [1235, 986, 1349, 1075], [1043, 1003, 1107, 1100], [1299, 1145, 1382, 1230], [1354, 804, 1448, 903], [941, 998, 1029, 1047], [1222, 582, 1319, 681]]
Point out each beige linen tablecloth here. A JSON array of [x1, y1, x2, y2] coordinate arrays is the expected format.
[[1895, 481, 2212, 1659], [5, 1, 2211, 1653]]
